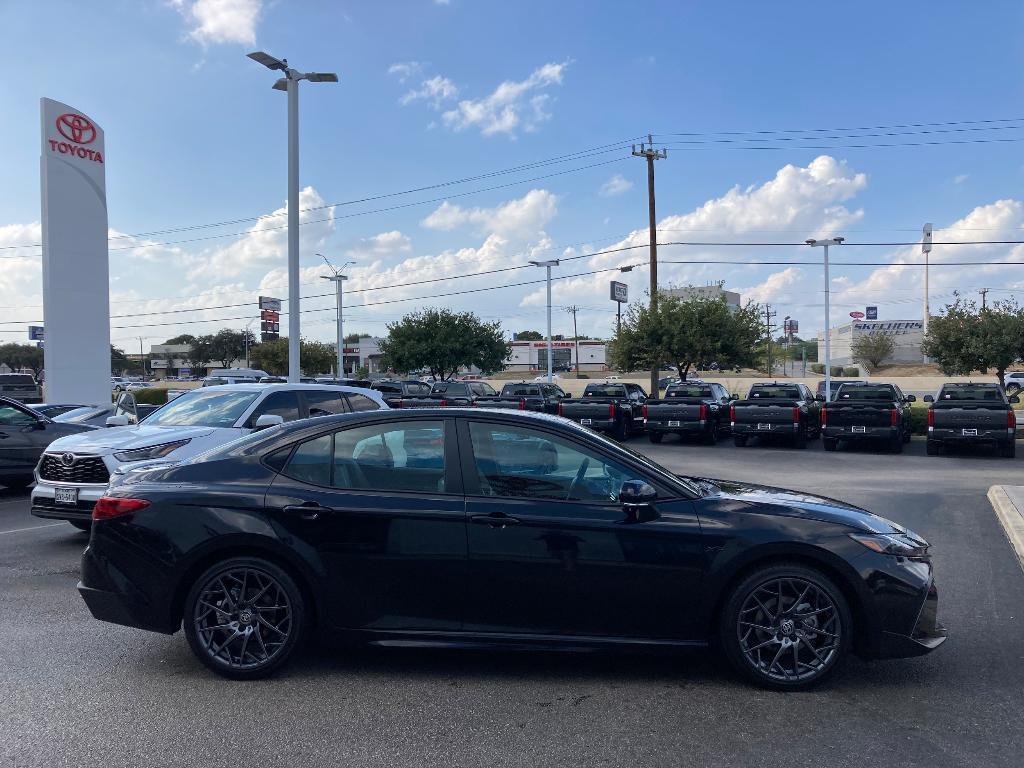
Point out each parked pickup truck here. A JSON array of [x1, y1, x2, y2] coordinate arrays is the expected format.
[[924, 383, 1019, 457], [557, 382, 647, 441], [474, 382, 567, 414], [370, 379, 433, 408], [821, 382, 914, 453], [643, 382, 734, 444], [393, 380, 499, 408], [731, 382, 822, 449]]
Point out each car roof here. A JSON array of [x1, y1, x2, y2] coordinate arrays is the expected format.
[[941, 382, 999, 387], [185, 383, 385, 396]]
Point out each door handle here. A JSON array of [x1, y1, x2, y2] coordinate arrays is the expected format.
[[282, 503, 331, 521], [470, 513, 521, 529]]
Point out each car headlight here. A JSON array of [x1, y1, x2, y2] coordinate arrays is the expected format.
[[114, 439, 190, 462], [849, 532, 929, 559]]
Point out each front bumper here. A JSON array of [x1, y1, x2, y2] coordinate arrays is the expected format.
[[31, 481, 107, 522], [875, 582, 947, 658]]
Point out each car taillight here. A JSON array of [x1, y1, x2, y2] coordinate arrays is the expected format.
[[558, 402, 564, 417], [609, 403, 616, 418], [1010, 410, 1017, 429], [93, 497, 149, 521], [890, 408, 898, 426], [792, 407, 801, 423], [927, 409, 934, 427], [699, 404, 707, 421], [642, 404, 648, 419], [518, 398, 526, 410], [821, 408, 828, 426], [439, 398, 448, 407], [730, 405, 736, 421]]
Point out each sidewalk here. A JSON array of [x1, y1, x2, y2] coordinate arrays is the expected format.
[[988, 486, 1024, 572]]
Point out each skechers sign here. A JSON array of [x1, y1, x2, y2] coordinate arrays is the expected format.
[[47, 112, 104, 163]]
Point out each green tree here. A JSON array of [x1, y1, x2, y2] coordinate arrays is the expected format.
[[110, 345, 137, 375], [380, 308, 509, 379], [185, 335, 215, 374], [514, 330, 544, 341], [208, 329, 247, 369], [610, 295, 761, 381], [0, 343, 44, 376], [851, 331, 896, 370], [301, 339, 336, 375], [164, 334, 196, 346], [923, 296, 1024, 386], [250, 337, 337, 376], [343, 333, 364, 344]]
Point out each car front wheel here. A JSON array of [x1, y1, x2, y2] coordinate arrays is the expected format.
[[184, 557, 307, 680], [720, 564, 851, 690]]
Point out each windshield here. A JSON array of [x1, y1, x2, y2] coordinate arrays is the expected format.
[[749, 386, 800, 399], [54, 406, 111, 424], [143, 389, 259, 427]]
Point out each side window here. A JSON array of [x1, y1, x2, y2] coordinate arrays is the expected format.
[[305, 390, 348, 417], [0, 404, 35, 426], [345, 393, 381, 412], [333, 421, 446, 493], [467, 421, 645, 502], [248, 391, 302, 427], [375, 383, 400, 395], [281, 434, 332, 486]]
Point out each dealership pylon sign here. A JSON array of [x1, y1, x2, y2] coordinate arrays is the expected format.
[[40, 98, 111, 405]]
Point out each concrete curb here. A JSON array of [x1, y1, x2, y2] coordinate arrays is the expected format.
[[988, 485, 1024, 573]]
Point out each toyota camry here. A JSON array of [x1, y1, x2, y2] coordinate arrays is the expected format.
[[78, 409, 945, 689]]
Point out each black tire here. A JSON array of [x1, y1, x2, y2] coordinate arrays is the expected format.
[[823, 437, 838, 452], [794, 430, 807, 449], [1002, 441, 1017, 459], [889, 435, 904, 454], [610, 420, 627, 442], [648, 431, 664, 444], [925, 440, 940, 456], [733, 435, 748, 448], [903, 427, 912, 444], [69, 521, 92, 532], [703, 423, 719, 446], [720, 563, 851, 690], [184, 557, 307, 680], [1, 476, 33, 490]]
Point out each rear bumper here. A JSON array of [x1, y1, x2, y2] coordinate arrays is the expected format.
[[568, 418, 618, 432], [732, 422, 799, 435], [824, 425, 897, 440], [928, 428, 1013, 444], [646, 420, 710, 434], [78, 543, 178, 634]]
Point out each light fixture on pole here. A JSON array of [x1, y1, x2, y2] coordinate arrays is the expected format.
[[317, 254, 353, 378], [922, 223, 933, 363], [248, 51, 338, 383], [529, 259, 559, 382], [243, 318, 256, 368], [806, 237, 844, 400]]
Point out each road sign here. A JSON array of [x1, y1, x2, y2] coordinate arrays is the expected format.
[[258, 296, 282, 312], [28, 325, 44, 341], [866, 306, 878, 320], [261, 309, 280, 322], [610, 281, 628, 303], [849, 311, 865, 319]]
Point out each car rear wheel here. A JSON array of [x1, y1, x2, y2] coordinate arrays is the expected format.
[[1002, 441, 1017, 459], [926, 440, 941, 456], [648, 432, 664, 444], [794, 430, 807, 449], [822, 437, 838, 452], [610, 420, 627, 442], [889, 435, 904, 454], [703, 423, 719, 446], [733, 435, 747, 447], [184, 557, 307, 680], [720, 564, 851, 690]]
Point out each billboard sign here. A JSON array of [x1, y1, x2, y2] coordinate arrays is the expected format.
[[865, 306, 878, 320], [849, 311, 865, 319], [259, 296, 282, 312], [40, 98, 111, 405], [28, 326, 44, 341], [610, 281, 628, 303]]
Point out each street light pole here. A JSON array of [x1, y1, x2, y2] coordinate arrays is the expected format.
[[807, 237, 844, 400], [318, 254, 353, 378], [922, 223, 932, 363], [248, 51, 338, 383], [530, 259, 559, 382]]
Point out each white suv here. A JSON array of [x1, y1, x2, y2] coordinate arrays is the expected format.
[[30, 383, 388, 529]]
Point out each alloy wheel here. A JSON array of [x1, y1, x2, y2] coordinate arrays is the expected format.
[[192, 566, 293, 671], [736, 576, 841, 683]]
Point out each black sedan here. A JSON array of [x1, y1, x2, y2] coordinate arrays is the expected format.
[[78, 409, 945, 689], [0, 396, 95, 490]]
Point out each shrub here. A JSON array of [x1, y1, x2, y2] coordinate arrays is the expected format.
[[132, 387, 169, 405], [830, 366, 844, 377], [909, 404, 929, 435], [810, 363, 825, 374], [842, 367, 860, 377]]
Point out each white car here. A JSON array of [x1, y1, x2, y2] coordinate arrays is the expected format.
[[30, 383, 388, 529]]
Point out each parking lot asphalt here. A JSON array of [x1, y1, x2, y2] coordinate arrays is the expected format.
[[2, 436, 1023, 768]]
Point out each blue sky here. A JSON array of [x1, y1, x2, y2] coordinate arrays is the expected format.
[[2, 0, 1023, 349]]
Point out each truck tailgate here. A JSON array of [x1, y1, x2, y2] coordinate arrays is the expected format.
[[645, 401, 704, 424], [733, 403, 796, 424], [931, 405, 1010, 431], [824, 403, 892, 428]]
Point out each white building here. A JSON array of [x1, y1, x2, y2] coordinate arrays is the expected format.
[[662, 282, 742, 311], [818, 320, 924, 366], [505, 340, 608, 373]]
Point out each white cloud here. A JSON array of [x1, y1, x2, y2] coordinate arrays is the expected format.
[[170, 0, 262, 46], [953, 173, 969, 185], [599, 174, 633, 197], [387, 62, 422, 83], [345, 230, 412, 260], [400, 76, 460, 109], [441, 61, 571, 137], [421, 189, 558, 237]]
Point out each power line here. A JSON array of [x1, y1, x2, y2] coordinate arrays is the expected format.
[[654, 116, 1024, 137], [653, 136, 1024, 152]]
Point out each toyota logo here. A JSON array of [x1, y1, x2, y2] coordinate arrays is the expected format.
[[60, 452, 76, 467], [56, 113, 96, 145]]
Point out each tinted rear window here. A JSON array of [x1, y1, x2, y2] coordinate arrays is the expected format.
[[502, 384, 541, 396], [938, 387, 1003, 401], [666, 386, 713, 398], [749, 386, 800, 399], [0, 375, 36, 386], [584, 385, 625, 397], [835, 386, 897, 400]]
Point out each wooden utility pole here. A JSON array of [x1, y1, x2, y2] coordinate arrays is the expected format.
[[565, 305, 581, 378], [980, 287, 990, 310], [763, 305, 777, 376], [632, 134, 667, 395]]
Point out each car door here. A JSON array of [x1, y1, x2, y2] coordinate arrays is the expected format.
[[264, 416, 467, 633], [459, 417, 705, 640], [0, 401, 48, 476]]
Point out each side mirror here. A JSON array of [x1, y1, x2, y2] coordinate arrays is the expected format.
[[254, 414, 285, 431], [619, 479, 657, 519], [730, 394, 739, 401], [1010, 395, 1020, 404], [905, 394, 917, 403], [923, 395, 934, 403], [105, 415, 130, 427]]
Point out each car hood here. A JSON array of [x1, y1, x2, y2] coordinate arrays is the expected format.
[[45, 424, 220, 452], [691, 477, 904, 534]]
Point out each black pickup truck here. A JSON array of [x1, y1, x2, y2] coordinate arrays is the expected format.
[[643, 382, 734, 444], [558, 382, 647, 440], [370, 379, 434, 407], [475, 382, 567, 413], [731, 382, 822, 449], [393, 380, 499, 408], [821, 382, 915, 453], [924, 383, 1019, 457]]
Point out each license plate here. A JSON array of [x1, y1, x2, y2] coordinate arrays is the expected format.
[[962, 428, 978, 436], [852, 426, 866, 433], [667, 420, 681, 427], [54, 487, 78, 505], [757, 423, 771, 430], [580, 418, 592, 425]]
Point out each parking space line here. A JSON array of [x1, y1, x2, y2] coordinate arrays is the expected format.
[[988, 485, 1024, 573], [0, 522, 64, 536]]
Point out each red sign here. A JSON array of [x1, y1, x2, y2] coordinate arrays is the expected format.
[[849, 311, 865, 319], [48, 113, 103, 163]]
